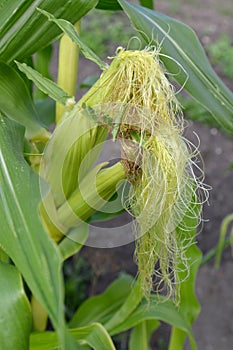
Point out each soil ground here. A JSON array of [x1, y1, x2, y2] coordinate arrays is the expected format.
[[60, 1, 233, 349]]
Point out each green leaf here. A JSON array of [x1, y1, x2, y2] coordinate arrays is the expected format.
[[70, 274, 134, 328], [0, 262, 31, 350], [168, 203, 202, 350], [0, 0, 98, 63], [96, 0, 122, 10], [0, 62, 42, 137], [30, 331, 58, 350], [105, 278, 143, 332], [30, 331, 85, 350], [139, 0, 154, 9], [129, 320, 159, 350], [118, 0, 233, 133], [30, 323, 116, 350], [59, 224, 89, 261], [0, 114, 71, 348], [110, 296, 196, 350], [34, 45, 53, 99], [38, 9, 108, 70], [16, 61, 72, 105], [0, 246, 8, 263], [70, 323, 116, 350], [35, 97, 55, 128]]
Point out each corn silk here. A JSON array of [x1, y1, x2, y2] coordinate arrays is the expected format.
[[79, 47, 208, 301]]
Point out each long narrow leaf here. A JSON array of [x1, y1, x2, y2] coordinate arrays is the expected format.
[[59, 225, 89, 261], [118, 0, 233, 133], [110, 296, 197, 350], [30, 323, 116, 350], [0, 114, 72, 348], [129, 320, 159, 350], [16, 61, 72, 105], [70, 274, 134, 328], [70, 323, 116, 350], [38, 9, 108, 70], [0, 262, 32, 350], [0, 62, 42, 137], [105, 278, 143, 332], [0, 0, 98, 63], [30, 332, 85, 350]]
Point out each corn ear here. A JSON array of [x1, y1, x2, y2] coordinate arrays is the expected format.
[[77, 46, 208, 301], [40, 162, 125, 242], [40, 108, 108, 208], [57, 162, 125, 229]]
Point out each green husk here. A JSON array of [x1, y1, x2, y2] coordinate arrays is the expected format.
[[41, 162, 125, 242], [78, 46, 207, 300]]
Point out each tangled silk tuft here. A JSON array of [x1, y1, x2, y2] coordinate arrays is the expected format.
[[80, 47, 208, 301]]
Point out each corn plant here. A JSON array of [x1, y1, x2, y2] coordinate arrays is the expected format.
[[0, 1, 233, 349]]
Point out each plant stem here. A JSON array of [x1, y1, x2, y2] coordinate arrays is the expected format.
[[31, 295, 48, 331], [56, 21, 81, 123], [168, 327, 197, 350], [201, 236, 233, 266], [214, 213, 233, 269]]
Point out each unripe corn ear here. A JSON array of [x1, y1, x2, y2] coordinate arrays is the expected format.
[[39, 106, 125, 241], [79, 47, 178, 127], [40, 161, 126, 242], [57, 162, 126, 230], [78, 46, 208, 301], [40, 109, 108, 208]]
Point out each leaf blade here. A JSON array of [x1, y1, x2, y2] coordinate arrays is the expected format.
[[0, 0, 98, 63], [69, 274, 134, 328], [38, 9, 108, 70], [30, 323, 116, 350], [0, 262, 32, 350], [15, 61, 72, 105], [109, 297, 197, 350], [0, 114, 67, 346], [0, 62, 42, 137], [118, 0, 233, 133], [129, 320, 159, 350]]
